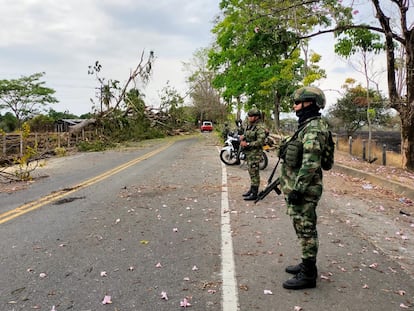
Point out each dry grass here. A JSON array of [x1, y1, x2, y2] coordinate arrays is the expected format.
[[336, 137, 402, 168]]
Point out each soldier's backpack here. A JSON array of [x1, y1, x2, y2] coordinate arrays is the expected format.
[[321, 131, 335, 171]]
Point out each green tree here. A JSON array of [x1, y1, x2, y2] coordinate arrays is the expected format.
[[47, 108, 79, 121], [0, 72, 58, 128], [0, 112, 18, 132], [335, 27, 386, 161], [159, 82, 185, 126], [28, 114, 55, 132], [184, 48, 227, 123], [328, 81, 390, 137], [209, 0, 326, 130], [211, 1, 414, 169]]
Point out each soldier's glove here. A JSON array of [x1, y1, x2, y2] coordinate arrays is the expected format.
[[287, 190, 303, 205]]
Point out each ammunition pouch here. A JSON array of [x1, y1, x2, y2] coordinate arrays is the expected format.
[[282, 140, 303, 168]]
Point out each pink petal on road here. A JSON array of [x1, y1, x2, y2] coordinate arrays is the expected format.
[[180, 297, 192, 308], [160, 291, 168, 300], [102, 295, 112, 304]]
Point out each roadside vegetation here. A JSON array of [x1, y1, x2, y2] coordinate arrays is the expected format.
[[2, 1, 414, 183]]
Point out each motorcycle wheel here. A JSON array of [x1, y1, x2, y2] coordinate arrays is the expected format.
[[220, 149, 240, 165], [259, 151, 268, 170]]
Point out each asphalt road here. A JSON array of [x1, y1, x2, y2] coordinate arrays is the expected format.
[[0, 134, 413, 311]]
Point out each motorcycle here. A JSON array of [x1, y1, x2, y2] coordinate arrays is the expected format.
[[219, 132, 269, 170]]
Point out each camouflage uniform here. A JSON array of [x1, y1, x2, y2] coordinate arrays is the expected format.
[[279, 117, 330, 259], [244, 121, 266, 187], [278, 86, 330, 290]]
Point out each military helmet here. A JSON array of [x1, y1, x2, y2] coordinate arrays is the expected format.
[[247, 108, 261, 117], [293, 86, 326, 109]]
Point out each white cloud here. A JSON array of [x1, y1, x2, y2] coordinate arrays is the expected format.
[[0, 0, 220, 115], [0, 0, 397, 117]]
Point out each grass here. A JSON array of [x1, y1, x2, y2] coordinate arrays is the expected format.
[[336, 137, 402, 168]]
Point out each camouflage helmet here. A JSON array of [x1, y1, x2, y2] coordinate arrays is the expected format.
[[293, 86, 326, 109], [247, 108, 261, 117]]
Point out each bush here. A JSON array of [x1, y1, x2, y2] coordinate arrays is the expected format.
[[54, 147, 66, 157], [77, 139, 114, 152]]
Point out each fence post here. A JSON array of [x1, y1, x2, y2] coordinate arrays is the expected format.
[[382, 144, 387, 166], [362, 140, 366, 161], [2, 134, 5, 155], [335, 134, 339, 150], [348, 136, 353, 155], [20, 132, 23, 157]]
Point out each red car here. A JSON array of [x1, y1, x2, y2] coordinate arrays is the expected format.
[[200, 121, 213, 132]]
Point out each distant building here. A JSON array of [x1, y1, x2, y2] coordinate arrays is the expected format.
[[55, 119, 95, 132]]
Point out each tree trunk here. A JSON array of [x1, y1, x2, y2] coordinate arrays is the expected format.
[[69, 119, 96, 134], [402, 30, 414, 170], [400, 115, 414, 170], [273, 94, 281, 130]]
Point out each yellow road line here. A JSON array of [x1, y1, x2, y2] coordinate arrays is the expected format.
[[0, 142, 174, 224]]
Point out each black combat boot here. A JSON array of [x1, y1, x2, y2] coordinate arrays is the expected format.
[[285, 263, 304, 275], [242, 187, 252, 197], [285, 262, 318, 275], [244, 186, 258, 201], [282, 258, 317, 290]]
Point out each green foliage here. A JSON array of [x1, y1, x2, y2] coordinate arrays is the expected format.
[[47, 108, 79, 121], [13, 123, 39, 181], [27, 114, 55, 132], [0, 112, 18, 132], [335, 27, 385, 57], [327, 83, 391, 136], [159, 82, 185, 125], [184, 48, 227, 123], [54, 147, 67, 157], [209, 0, 327, 123], [77, 139, 112, 152], [0, 72, 58, 127]]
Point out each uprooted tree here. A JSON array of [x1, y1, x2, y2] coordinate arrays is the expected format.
[[88, 50, 155, 117]]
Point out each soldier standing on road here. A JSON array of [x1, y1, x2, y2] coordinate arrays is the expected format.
[[278, 86, 330, 290], [240, 108, 266, 201], [222, 122, 230, 140]]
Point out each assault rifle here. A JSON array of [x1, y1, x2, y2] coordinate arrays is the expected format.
[[254, 158, 282, 204]]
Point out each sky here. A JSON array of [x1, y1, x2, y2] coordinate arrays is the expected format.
[[0, 0, 399, 117], [0, 0, 221, 116]]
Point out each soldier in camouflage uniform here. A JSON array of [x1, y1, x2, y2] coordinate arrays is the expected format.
[[240, 108, 266, 201], [278, 86, 330, 290]]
